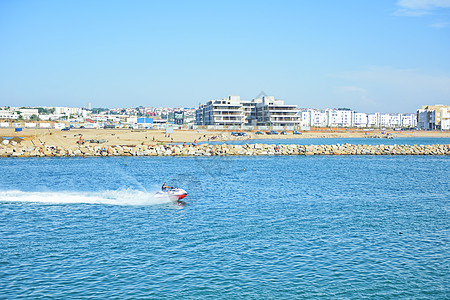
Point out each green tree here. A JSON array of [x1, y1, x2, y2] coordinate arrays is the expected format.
[[92, 107, 109, 114], [37, 108, 51, 114]]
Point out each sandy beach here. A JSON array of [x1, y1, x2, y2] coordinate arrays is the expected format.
[[2, 128, 449, 148]]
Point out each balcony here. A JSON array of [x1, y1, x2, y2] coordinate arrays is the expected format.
[[212, 106, 243, 111], [265, 106, 299, 112], [270, 120, 301, 123], [213, 113, 244, 117]]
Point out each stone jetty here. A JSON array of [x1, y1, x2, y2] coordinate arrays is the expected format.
[[1, 142, 449, 157]]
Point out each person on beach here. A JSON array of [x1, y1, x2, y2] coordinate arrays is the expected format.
[[162, 182, 172, 191]]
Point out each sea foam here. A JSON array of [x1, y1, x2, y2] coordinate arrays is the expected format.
[[0, 189, 173, 206]]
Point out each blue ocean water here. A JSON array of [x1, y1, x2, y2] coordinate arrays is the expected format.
[[1, 155, 449, 298]]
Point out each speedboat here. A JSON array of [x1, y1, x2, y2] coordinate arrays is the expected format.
[[155, 188, 187, 201]]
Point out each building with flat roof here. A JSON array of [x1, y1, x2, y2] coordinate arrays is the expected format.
[[300, 110, 416, 128], [196, 95, 245, 126], [417, 105, 450, 130], [195, 95, 300, 127]]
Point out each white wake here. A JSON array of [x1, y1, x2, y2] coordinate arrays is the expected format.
[[0, 189, 174, 206]]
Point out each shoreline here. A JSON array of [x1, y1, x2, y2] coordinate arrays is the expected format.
[[2, 128, 450, 157], [1, 143, 449, 157], [2, 128, 450, 149]]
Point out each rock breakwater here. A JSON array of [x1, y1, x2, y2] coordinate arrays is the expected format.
[[1, 143, 449, 157]]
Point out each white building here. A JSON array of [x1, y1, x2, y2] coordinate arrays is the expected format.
[[326, 109, 354, 127], [309, 110, 328, 127], [251, 96, 301, 127], [14, 108, 39, 120], [401, 114, 416, 128], [380, 114, 401, 128], [299, 110, 415, 129], [354, 113, 368, 127], [441, 108, 450, 130], [0, 110, 19, 120], [197, 95, 245, 127], [195, 95, 300, 127], [54, 107, 84, 116], [367, 113, 380, 128]]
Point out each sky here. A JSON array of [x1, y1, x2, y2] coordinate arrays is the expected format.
[[0, 0, 449, 113]]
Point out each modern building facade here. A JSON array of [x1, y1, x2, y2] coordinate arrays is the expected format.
[[195, 95, 301, 127], [195, 95, 245, 126], [299, 109, 416, 128], [417, 105, 450, 130]]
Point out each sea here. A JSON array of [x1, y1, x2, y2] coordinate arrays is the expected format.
[[1, 138, 449, 299]]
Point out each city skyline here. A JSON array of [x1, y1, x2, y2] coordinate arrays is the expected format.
[[1, 0, 449, 113]]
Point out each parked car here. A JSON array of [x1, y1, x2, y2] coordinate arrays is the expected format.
[[265, 131, 271, 135], [255, 131, 264, 135], [232, 132, 247, 136], [270, 130, 279, 135], [61, 127, 70, 131], [280, 131, 287, 135], [89, 139, 107, 144], [293, 130, 302, 135]]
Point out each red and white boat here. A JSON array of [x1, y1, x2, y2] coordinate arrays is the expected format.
[[155, 188, 187, 201]]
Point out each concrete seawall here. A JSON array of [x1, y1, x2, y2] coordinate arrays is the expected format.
[[1, 143, 450, 157]]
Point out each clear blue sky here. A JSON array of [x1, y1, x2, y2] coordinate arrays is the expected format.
[[1, 0, 449, 113]]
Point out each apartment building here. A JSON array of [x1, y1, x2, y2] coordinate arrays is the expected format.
[[368, 113, 416, 128], [442, 108, 450, 130], [380, 114, 401, 128], [252, 96, 300, 127], [305, 109, 327, 127], [195, 95, 300, 127], [354, 113, 368, 127], [326, 109, 354, 127], [300, 110, 416, 128], [195, 95, 245, 126], [401, 114, 416, 128], [417, 105, 450, 130]]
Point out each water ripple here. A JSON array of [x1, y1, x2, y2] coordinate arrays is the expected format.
[[0, 155, 449, 298]]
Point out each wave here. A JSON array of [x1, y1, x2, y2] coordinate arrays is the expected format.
[[0, 189, 175, 206]]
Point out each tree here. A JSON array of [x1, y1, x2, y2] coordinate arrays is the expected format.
[[92, 107, 109, 114], [30, 114, 39, 121], [37, 107, 54, 114]]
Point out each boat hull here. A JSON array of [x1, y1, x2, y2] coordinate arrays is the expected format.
[[155, 188, 188, 201]]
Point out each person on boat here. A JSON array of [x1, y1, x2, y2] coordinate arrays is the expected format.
[[162, 182, 172, 191]]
